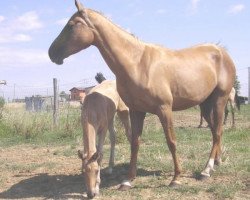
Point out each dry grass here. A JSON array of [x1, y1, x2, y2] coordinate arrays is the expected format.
[[0, 105, 249, 199]]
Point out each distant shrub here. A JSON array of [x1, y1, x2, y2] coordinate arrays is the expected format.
[[0, 97, 5, 119], [0, 97, 5, 109]]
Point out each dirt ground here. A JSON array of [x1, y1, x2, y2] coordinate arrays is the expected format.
[[0, 109, 249, 200]]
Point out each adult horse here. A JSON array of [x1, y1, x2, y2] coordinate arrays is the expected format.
[[198, 87, 240, 128], [49, 0, 236, 198], [78, 79, 131, 198]]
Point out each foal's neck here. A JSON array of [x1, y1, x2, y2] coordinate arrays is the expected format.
[[88, 10, 145, 78]]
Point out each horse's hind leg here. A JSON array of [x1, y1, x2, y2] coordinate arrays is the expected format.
[[224, 102, 229, 125], [201, 95, 228, 178], [230, 100, 236, 128], [198, 107, 204, 128]]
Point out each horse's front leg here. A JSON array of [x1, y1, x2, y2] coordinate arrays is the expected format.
[[119, 110, 146, 191], [157, 105, 182, 186]]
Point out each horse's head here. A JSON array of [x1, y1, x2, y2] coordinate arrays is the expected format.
[[49, 0, 95, 65], [78, 150, 102, 199]]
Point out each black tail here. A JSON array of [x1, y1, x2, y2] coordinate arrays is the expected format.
[[95, 72, 106, 84], [235, 92, 240, 111]]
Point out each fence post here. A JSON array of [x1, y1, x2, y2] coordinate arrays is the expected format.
[[53, 78, 59, 127], [248, 67, 250, 104]]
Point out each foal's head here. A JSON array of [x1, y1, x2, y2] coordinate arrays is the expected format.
[[49, 0, 95, 65], [78, 150, 102, 199]]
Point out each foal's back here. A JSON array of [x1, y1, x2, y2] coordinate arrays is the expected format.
[[82, 80, 122, 129]]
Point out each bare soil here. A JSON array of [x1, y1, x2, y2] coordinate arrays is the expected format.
[[0, 109, 249, 200]]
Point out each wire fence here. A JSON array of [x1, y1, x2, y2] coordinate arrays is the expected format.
[[0, 75, 116, 103]]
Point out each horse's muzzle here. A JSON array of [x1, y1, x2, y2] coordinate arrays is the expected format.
[[87, 191, 96, 199]]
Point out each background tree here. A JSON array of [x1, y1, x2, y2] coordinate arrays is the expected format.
[[0, 97, 5, 119], [234, 75, 240, 94], [60, 91, 70, 101]]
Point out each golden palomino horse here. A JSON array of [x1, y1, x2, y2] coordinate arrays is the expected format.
[[49, 0, 236, 198]]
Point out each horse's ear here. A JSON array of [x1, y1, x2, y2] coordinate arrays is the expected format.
[[75, 0, 85, 13], [89, 151, 102, 164], [78, 150, 87, 160]]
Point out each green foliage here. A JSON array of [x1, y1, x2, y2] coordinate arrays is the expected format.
[[0, 97, 5, 119], [234, 75, 241, 94], [0, 103, 82, 147], [0, 97, 5, 108]]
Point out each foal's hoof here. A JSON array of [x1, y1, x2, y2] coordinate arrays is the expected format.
[[169, 180, 181, 188], [118, 184, 131, 191], [118, 181, 132, 191]]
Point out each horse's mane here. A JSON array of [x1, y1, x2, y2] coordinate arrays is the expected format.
[[89, 9, 139, 40]]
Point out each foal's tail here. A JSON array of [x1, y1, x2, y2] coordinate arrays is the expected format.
[[235, 92, 240, 111], [95, 72, 106, 84]]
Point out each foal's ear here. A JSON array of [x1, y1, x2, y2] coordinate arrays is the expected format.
[[89, 151, 102, 164], [77, 150, 87, 160]]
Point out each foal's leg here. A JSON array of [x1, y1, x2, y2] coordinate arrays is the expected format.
[[230, 100, 236, 128], [223, 102, 229, 125], [108, 117, 116, 174], [119, 110, 146, 190], [117, 110, 132, 143], [198, 107, 204, 128], [96, 127, 108, 194], [157, 106, 181, 186], [201, 96, 227, 177]]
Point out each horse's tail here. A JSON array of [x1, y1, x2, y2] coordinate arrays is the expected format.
[[235, 92, 240, 111], [95, 72, 106, 84]]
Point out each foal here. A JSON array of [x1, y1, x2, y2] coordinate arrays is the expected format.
[[78, 79, 131, 198]]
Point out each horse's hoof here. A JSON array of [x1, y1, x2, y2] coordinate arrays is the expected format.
[[118, 184, 131, 191], [169, 180, 181, 188], [198, 174, 210, 181], [118, 180, 132, 191]]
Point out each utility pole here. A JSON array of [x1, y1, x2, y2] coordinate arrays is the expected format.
[[13, 84, 16, 102], [248, 67, 250, 104]]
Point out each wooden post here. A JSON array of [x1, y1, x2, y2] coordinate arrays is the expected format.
[[248, 67, 250, 104], [53, 78, 59, 126]]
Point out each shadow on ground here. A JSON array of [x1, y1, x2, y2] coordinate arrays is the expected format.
[[0, 163, 161, 199]]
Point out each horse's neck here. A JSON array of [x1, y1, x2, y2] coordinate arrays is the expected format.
[[88, 10, 145, 78]]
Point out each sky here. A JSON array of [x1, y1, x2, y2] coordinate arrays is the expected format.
[[0, 0, 249, 100]]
